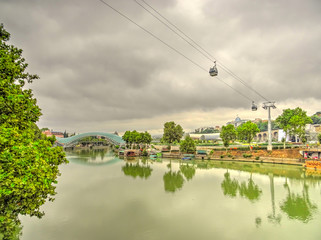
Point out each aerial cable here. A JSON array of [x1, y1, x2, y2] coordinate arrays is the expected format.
[[98, 0, 254, 103], [99, 0, 208, 73], [137, 0, 214, 61], [136, 0, 270, 102], [216, 76, 253, 102], [133, 0, 213, 62]]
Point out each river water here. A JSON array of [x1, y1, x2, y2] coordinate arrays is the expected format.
[[20, 148, 321, 240]]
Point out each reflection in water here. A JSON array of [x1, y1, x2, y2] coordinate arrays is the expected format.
[[122, 161, 153, 179], [221, 171, 239, 198], [66, 148, 120, 165], [239, 174, 262, 202], [163, 171, 185, 193], [163, 160, 185, 193], [179, 164, 196, 181], [267, 173, 282, 225], [162, 161, 197, 193], [17, 152, 321, 239], [221, 171, 262, 202], [280, 180, 317, 223]]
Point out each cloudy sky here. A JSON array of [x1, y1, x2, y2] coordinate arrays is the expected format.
[[1, 0, 321, 134]]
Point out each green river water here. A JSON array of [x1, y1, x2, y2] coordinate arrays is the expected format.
[[20, 148, 321, 240]]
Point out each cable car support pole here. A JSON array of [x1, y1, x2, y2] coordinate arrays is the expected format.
[[263, 102, 276, 151]]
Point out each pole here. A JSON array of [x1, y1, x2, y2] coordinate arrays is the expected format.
[[267, 106, 272, 151], [263, 102, 276, 151]]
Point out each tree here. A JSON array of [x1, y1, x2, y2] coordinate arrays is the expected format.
[[0, 24, 67, 239], [236, 121, 260, 149], [141, 131, 152, 147], [122, 130, 152, 149], [276, 108, 312, 146], [162, 121, 184, 144], [63, 130, 68, 138], [256, 120, 278, 132], [310, 114, 321, 124], [179, 135, 196, 153], [220, 124, 237, 152], [122, 130, 131, 146]]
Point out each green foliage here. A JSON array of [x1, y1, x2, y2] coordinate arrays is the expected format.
[[220, 124, 237, 149], [179, 135, 196, 153], [256, 120, 278, 132], [0, 24, 68, 238], [122, 130, 152, 148], [310, 114, 321, 124], [237, 121, 260, 147], [276, 108, 312, 142], [255, 156, 260, 160], [161, 121, 184, 144], [243, 153, 252, 158]]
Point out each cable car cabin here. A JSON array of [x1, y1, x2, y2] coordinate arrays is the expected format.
[[252, 102, 257, 111], [209, 62, 218, 77]]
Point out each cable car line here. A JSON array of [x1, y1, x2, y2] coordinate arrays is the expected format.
[[216, 76, 253, 102], [98, 0, 254, 103], [133, 0, 213, 63], [98, 0, 207, 72], [135, 0, 270, 102], [137, 0, 214, 61]]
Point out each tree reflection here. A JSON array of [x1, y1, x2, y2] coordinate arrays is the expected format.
[[280, 181, 317, 223], [221, 171, 239, 198], [221, 172, 262, 202], [163, 171, 185, 193], [239, 174, 262, 202], [122, 160, 152, 179], [163, 160, 185, 193], [180, 164, 196, 181]]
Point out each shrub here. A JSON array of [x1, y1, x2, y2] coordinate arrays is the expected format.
[[255, 156, 260, 160], [220, 155, 224, 158], [243, 153, 252, 158]]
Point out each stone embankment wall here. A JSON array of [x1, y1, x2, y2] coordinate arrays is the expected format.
[[209, 149, 303, 166]]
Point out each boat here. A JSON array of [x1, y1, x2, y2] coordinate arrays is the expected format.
[[182, 154, 195, 160]]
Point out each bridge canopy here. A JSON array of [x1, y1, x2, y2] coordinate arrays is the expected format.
[[56, 132, 125, 147]]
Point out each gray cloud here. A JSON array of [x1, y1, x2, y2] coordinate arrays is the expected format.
[[1, 0, 321, 133]]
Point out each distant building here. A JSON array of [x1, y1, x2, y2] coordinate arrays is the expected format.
[[306, 124, 321, 142], [189, 133, 221, 141], [194, 126, 219, 133], [42, 130, 64, 138], [226, 116, 248, 128], [255, 129, 289, 143]]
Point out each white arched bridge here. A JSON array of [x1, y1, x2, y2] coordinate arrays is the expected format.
[[55, 132, 125, 148]]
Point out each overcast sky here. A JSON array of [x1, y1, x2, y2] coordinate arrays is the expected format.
[[1, 0, 321, 134]]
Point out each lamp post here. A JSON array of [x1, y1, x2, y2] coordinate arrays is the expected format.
[[263, 102, 276, 151]]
